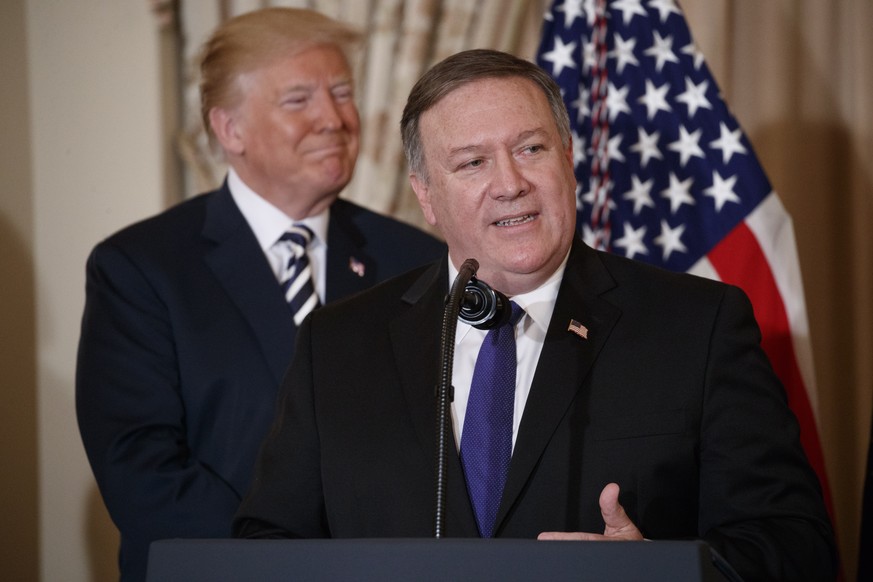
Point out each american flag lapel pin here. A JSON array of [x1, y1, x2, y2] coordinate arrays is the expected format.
[[348, 256, 366, 277], [567, 319, 589, 340]]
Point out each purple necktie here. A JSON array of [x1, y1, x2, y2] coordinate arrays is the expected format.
[[460, 301, 524, 538], [278, 225, 320, 326]]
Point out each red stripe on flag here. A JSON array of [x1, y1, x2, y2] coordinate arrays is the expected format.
[[708, 221, 834, 518]]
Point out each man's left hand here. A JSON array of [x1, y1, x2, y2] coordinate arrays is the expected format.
[[537, 483, 644, 541]]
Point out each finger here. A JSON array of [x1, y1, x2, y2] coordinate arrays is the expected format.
[[537, 531, 604, 541], [599, 483, 643, 539], [600, 483, 629, 530]]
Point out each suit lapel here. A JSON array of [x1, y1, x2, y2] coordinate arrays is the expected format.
[[389, 260, 479, 536], [496, 239, 622, 533], [203, 193, 378, 385], [202, 185, 295, 385], [324, 200, 378, 301]]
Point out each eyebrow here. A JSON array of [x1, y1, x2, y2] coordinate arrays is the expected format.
[[445, 127, 550, 158], [278, 76, 353, 95]]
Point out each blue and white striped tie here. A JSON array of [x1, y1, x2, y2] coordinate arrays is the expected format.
[[278, 225, 320, 326]]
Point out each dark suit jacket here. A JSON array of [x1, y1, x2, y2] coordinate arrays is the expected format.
[[75, 183, 445, 582], [235, 237, 837, 581]]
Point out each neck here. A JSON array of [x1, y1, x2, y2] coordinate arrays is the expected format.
[[229, 164, 338, 220]]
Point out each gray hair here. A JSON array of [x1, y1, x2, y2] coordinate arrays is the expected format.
[[400, 49, 571, 181]]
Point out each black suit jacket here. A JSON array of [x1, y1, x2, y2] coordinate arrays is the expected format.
[[75, 183, 445, 582], [235, 237, 837, 581]]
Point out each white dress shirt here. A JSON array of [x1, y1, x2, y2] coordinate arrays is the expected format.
[[227, 168, 328, 303], [449, 253, 569, 451]]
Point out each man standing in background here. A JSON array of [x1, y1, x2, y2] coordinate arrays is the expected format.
[[75, 8, 444, 582]]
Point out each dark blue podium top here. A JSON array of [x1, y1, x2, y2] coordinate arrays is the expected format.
[[147, 538, 739, 581]]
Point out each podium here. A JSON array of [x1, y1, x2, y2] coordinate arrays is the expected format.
[[146, 538, 740, 581]]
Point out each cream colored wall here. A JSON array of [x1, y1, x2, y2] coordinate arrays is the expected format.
[[15, 0, 164, 579], [1, 0, 38, 580]]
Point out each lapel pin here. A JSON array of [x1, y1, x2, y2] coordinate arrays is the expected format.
[[349, 256, 366, 277], [567, 319, 589, 340]]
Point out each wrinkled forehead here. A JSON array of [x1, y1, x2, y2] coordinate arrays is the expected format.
[[419, 77, 555, 146]]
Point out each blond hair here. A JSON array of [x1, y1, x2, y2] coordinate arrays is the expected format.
[[199, 7, 363, 141]]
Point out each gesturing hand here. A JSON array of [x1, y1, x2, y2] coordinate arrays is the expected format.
[[537, 483, 644, 541]]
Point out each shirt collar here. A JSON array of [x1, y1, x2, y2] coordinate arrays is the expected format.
[[448, 250, 570, 340], [227, 167, 329, 252]]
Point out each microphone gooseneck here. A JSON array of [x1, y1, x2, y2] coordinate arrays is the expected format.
[[433, 258, 478, 538], [434, 259, 510, 538]]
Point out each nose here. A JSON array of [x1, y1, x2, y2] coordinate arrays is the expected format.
[[312, 91, 345, 131], [491, 153, 530, 200]]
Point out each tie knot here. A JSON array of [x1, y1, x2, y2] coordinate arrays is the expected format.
[[279, 224, 314, 249], [507, 301, 524, 327]]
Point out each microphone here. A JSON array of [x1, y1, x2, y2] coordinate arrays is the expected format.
[[434, 259, 510, 538], [459, 277, 511, 329], [433, 258, 478, 538]]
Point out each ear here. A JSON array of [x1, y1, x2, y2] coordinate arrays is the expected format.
[[208, 106, 245, 156], [409, 173, 437, 227], [563, 133, 575, 167]]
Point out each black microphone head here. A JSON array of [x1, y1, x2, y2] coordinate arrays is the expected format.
[[459, 277, 510, 330]]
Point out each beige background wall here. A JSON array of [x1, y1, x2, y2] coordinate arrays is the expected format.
[[1, 0, 38, 579], [1, 1, 870, 581], [2, 0, 162, 579]]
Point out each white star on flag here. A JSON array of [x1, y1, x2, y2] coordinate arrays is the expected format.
[[654, 219, 687, 260], [644, 30, 679, 72], [668, 125, 705, 167], [649, 0, 681, 23], [623, 174, 656, 215], [710, 122, 749, 164], [660, 171, 695, 214], [611, 0, 647, 25], [630, 127, 662, 168], [606, 82, 631, 121], [541, 36, 578, 77], [610, 35, 639, 73], [704, 171, 741, 212], [638, 79, 672, 120], [613, 222, 648, 259], [676, 77, 712, 117], [556, 0, 586, 28]]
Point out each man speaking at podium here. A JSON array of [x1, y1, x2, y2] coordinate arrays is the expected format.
[[234, 49, 837, 581]]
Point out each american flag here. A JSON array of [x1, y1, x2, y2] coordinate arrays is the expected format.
[[567, 319, 590, 340], [536, 0, 833, 517]]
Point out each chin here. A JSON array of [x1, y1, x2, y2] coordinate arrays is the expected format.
[[504, 249, 553, 271], [476, 258, 537, 283], [317, 156, 353, 182]]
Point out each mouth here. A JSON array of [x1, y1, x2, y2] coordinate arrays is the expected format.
[[309, 143, 346, 154], [306, 138, 350, 153], [494, 214, 536, 227]]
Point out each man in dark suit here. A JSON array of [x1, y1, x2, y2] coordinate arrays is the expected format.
[[234, 49, 837, 581], [75, 8, 444, 582]]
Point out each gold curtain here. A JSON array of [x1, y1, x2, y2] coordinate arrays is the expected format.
[[166, 0, 873, 577]]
